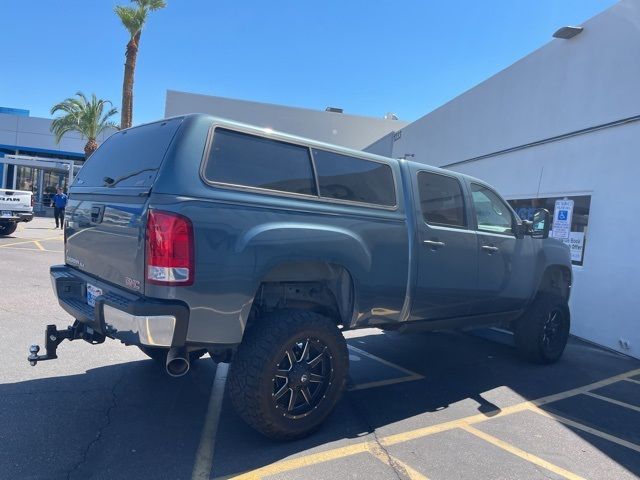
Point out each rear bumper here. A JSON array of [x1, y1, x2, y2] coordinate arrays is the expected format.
[[0, 212, 33, 222], [50, 265, 189, 348]]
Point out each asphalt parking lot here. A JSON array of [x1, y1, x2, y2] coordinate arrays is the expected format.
[[1, 218, 639, 480]]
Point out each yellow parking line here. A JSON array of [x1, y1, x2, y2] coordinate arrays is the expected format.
[[347, 345, 424, 391], [218, 367, 640, 479], [219, 443, 372, 479], [460, 424, 585, 480], [0, 235, 63, 248], [584, 391, 640, 413], [366, 442, 429, 480], [381, 401, 535, 446], [33, 241, 45, 251], [526, 405, 640, 454], [348, 345, 424, 379], [0, 246, 62, 253]]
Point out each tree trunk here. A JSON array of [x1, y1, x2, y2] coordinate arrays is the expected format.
[[120, 32, 141, 129], [84, 138, 99, 159]]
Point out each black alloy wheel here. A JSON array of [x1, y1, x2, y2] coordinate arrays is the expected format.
[[272, 337, 332, 419], [228, 310, 348, 440], [515, 292, 570, 364]]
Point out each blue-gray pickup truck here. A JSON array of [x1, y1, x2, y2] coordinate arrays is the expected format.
[[29, 114, 572, 439]]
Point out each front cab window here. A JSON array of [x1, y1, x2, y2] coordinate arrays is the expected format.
[[471, 183, 514, 235]]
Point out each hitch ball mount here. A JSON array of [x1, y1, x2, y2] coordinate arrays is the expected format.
[[28, 321, 105, 366]]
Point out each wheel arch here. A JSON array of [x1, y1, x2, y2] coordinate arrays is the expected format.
[[535, 264, 572, 302], [249, 261, 356, 328]]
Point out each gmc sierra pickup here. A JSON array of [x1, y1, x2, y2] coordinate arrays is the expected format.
[[29, 115, 572, 439]]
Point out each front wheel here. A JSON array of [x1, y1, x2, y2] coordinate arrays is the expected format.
[[0, 222, 17, 236], [514, 293, 570, 364], [228, 310, 348, 440]]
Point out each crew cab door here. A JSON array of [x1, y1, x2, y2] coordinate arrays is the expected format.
[[468, 182, 533, 314], [411, 169, 478, 320]]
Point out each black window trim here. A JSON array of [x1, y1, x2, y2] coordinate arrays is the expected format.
[[200, 123, 399, 210], [469, 181, 518, 238], [416, 169, 469, 230]]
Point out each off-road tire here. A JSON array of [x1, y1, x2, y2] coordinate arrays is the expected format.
[[137, 346, 206, 364], [514, 292, 570, 364], [0, 222, 17, 236], [228, 310, 348, 440]]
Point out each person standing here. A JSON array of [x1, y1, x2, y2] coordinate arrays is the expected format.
[[51, 188, 68, 229]]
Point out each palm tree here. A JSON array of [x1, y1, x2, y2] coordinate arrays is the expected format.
[[50, 92, 118, 158], [115, 0, 166, 129]]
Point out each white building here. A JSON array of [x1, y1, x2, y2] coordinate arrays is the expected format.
[[0, 108, 111, 210], [374, 0, 640, 359], [164, 90, 407, 150]]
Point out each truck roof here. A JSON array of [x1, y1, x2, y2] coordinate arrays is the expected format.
[[153, 113, 480, 186]]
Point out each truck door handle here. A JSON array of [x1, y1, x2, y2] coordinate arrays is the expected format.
[[482, 245, 499, 253], [424, 240, 446, 249]]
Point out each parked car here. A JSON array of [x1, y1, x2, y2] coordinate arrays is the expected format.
[[30, 114, 572, 440], [0, 188, 33, 236]]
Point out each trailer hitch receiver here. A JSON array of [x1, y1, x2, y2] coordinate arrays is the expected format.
[[28, 321, 105, 366]]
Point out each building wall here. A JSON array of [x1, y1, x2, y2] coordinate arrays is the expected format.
[[390, 0, 640, 168], [450, 120, 640, 358], [0, 111, 113, 191], [0, 112, 111, 156], [164, 90, 407, 150], [387, 0, 640, 358]]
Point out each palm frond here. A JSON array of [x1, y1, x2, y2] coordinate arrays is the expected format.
[[115, 5, 145, 37], [49, 92, 118, 148], [134, 0, 167, 12]]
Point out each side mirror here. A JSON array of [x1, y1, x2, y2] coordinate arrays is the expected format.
[[531, 208, 551, 239]]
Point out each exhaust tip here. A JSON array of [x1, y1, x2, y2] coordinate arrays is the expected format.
[[166, 348, 190, 377]]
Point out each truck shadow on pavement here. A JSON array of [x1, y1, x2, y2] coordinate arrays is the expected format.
[[1, 331, 639, 480]]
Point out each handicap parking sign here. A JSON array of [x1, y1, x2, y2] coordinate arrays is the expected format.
[[558, 210, 568, 221]]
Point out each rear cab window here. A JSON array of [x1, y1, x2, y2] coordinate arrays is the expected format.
[[312, 149, 396, 207], [203, 127, 397, 208], [73, 118, 183, 192], [417, 171, 466, 228]]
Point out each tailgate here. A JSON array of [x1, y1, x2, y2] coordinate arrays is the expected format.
[[65, 118, 183, 294], [65, 195, 147, 293]]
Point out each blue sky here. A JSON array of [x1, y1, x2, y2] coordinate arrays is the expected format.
[[1, 0, 616, 125]]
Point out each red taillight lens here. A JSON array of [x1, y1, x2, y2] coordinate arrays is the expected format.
[[145, 210, 194, 286]]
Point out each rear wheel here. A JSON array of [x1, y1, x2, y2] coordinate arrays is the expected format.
[[0, 222, 17, 236], [514, 293, 570, 364], [228, 310, 348, 440]]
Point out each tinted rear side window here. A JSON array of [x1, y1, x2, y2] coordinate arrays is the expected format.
[[204, 128, 317, 196], [312, 149, 396, 206], [73, 118, 182, 188], [417, 171, 466, 228]]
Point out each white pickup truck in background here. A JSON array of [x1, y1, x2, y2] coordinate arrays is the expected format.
[[0, 189, 33, 236]]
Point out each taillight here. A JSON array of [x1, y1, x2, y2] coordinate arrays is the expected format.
[[31, 195, 34, 207], [145, 210, 194, 286]]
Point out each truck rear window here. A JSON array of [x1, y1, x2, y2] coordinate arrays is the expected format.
[[73, 118, 182, 189]]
